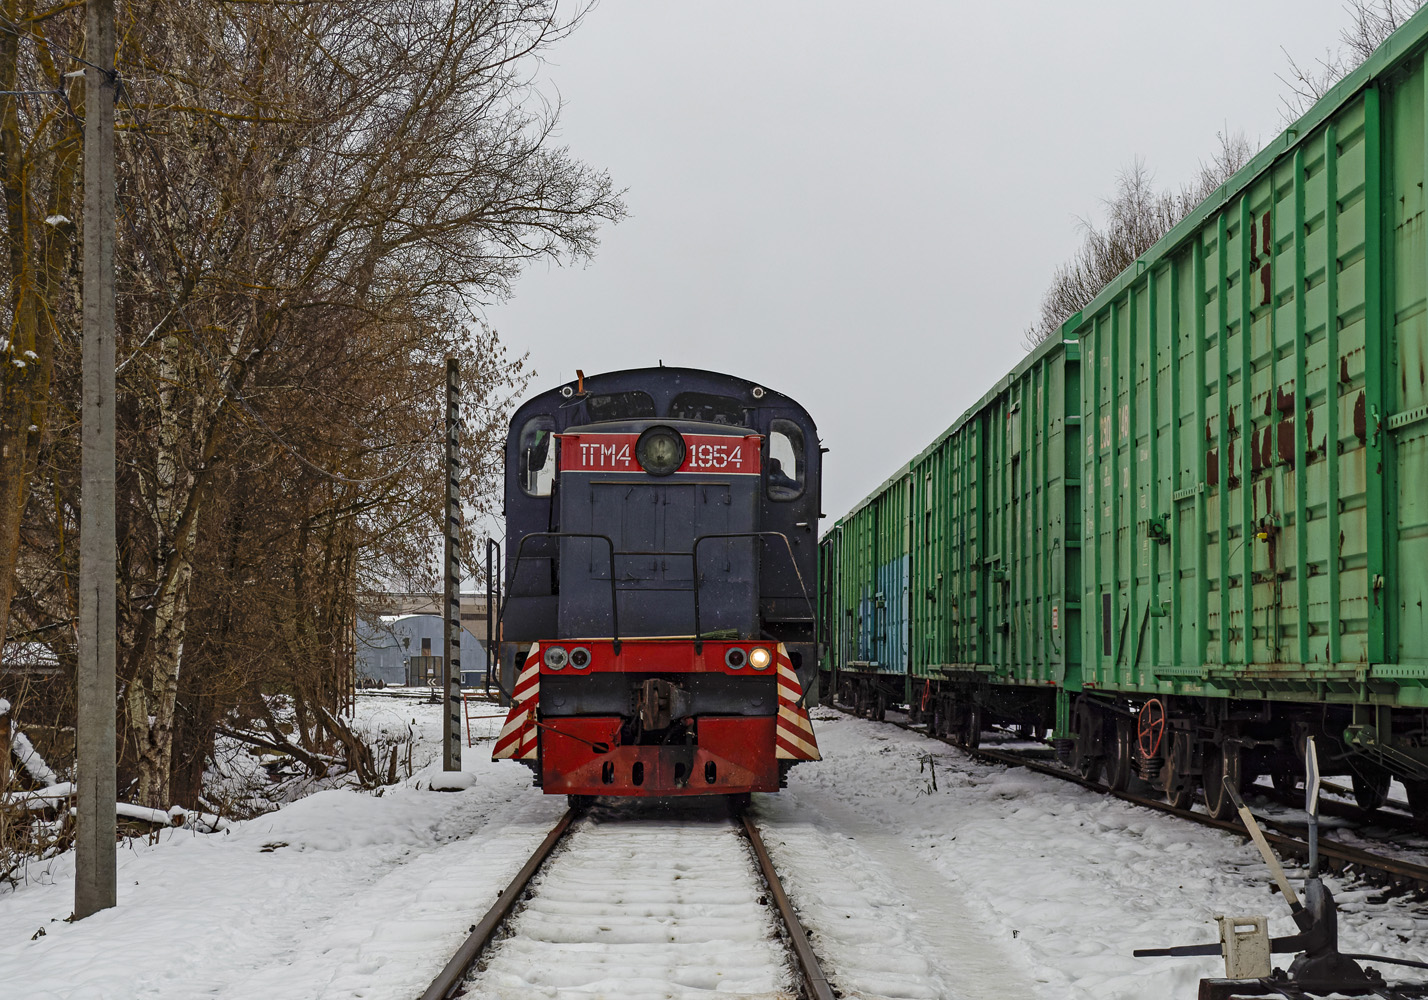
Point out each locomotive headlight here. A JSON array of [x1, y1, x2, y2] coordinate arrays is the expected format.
[[636, 426, 686, 477], [569, 646, 591, 670], [725, 647, 747, 670], [543, 645, 569, 670], [749, 647, 772, 670]]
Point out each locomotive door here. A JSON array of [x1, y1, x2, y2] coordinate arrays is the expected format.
[[559, 480, 757, 639]]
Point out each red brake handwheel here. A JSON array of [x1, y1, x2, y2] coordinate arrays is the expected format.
[[1137, 698, 1166, 759]]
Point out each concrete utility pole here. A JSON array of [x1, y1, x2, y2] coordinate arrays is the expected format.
[[442, 359, 462, 771], [75, 0, 118, 919]]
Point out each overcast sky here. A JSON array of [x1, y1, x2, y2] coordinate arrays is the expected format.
[[488, 0, 1357, 521]]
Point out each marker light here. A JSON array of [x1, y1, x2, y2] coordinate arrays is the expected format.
[[749, 647, 772, 670], [724, 647, 747, 670], [569, 647, 591, 670], [543, 645, 569, 670]]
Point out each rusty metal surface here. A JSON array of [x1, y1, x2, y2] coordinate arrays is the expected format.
[[740, 812, 837, 1000], [418, 807, 577, 1000]]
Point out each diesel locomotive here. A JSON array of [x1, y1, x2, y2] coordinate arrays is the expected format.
[[492, 367, 822, 799]]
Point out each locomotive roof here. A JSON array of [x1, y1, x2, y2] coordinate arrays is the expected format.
[[509, 365, 815, 428]]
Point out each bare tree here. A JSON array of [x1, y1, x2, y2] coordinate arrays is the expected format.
[[3, 0, 622, 813], [1279, 0, 1425, 120], [1023, 133, 1252, 348]]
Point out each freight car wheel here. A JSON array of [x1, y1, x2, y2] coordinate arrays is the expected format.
[[929, 699, 948, 738], [1351, 768, 1392, 812], [1106, 718, 1135, 793], [1072, 744, 1103, 783], [1200, 743, 1241, 821], [1070, 722, 1103, 783], [1163, 772, 1195, 810], [1271, 769, 1300, 794], [953, 703, 982, 750], [1161, 742, 1195, 810]]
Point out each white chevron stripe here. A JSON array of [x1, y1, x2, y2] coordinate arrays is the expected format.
[[776, 729, 820, 759], [780, 710, 815, 737], [496, 708, 529, 741]]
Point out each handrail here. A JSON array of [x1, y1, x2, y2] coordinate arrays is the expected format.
[[691, 531, 816, 652], [496, 530, 812, 659], [484, 538, 502, 698], [500, 531, 621, 654]]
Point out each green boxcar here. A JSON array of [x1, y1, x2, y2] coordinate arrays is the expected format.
[[822, 463, 911, 717], [822, 10, 1428, 818], [823, 338, 1083, 737]]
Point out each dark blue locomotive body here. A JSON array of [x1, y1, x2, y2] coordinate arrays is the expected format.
[[493, 367, 822, 797]]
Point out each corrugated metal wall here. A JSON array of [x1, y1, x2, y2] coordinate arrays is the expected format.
[[824, 9, 1428, 712]]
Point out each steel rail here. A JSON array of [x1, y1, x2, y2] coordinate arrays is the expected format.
[[418, 807, 577, 1000], [420, 805, 834, 1000], [967, 743, 1428, 890], [740, 812, 837, 1000], [841, 707, 1428, 893]]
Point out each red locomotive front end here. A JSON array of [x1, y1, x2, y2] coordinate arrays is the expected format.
[[494, 639, 818, 796]]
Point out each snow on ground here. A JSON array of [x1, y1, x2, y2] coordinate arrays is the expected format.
[[3, 693, 1425, 999], [0, 693, 566, 1000], [759, 708, 1428, 999], [471, 799, 793, 999]]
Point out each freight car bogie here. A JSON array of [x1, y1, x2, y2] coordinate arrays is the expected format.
[[1058, 693, 1428, 822]]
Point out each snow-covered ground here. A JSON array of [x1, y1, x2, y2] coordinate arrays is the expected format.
[[762, 709, 1428, 999], [471, 799, 794, 998], [2, 694, 1424, 999]]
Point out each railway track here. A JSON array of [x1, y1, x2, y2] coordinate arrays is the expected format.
[[419, 800, 834, 1000], [838, 705, 1428, 895]]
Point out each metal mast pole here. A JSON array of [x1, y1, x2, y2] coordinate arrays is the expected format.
[[442, 359, 462, 771], [76, 0, 118, 919]]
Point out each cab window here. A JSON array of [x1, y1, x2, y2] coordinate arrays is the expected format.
[[519, 416, 556, 497], [670, 392, 745, 425], [767, 419, 804, 500], [586, 391, 655, 421]]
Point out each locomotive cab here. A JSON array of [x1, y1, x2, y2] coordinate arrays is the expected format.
[[493, 368, 821, 797]]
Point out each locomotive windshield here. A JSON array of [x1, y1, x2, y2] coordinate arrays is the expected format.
[[768, 419, 804, 500], [518, 416, 556, 497], [670, 392, 745, 425], [586, 390, 655, 421]]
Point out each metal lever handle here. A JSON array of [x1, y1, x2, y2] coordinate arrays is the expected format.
[[1224, 777, 1309, 928]]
